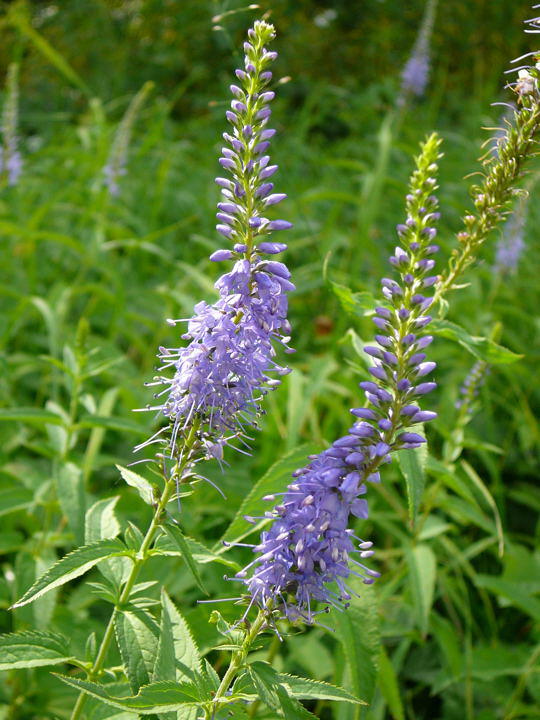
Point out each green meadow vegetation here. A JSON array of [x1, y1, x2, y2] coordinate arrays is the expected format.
[[0, 1, 539, 718]]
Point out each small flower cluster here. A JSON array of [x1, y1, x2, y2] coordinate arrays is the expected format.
[[398, 0, 437, 106], [1, 63, 22, 186], [237, 135, 442, 622], [139, 22, 293, 466]]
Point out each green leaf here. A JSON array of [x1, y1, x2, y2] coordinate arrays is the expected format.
[[276, 686, 319, 720], [407, 544, 437, 635], [331, 283, 377, 318], [159, 591, 201, 683], [429, 319, 522, 364], [247, 663, 281, 710], [475, 576, 540, 622], [57, 462, 86, 545], [161, 525, 206, 595], [117, 465, 155, 505], [115, 607, 160, 693], [331, 583, 380, 717], [0, 486, 33, 517], [153, 534, 240, 571], [0, 630, 71, 671], [85, 497, 122, 544], [79, 415, 147, 435], [153, 591, 175, 683], [220, 444, 320, 547], [0, 407, 64, 425], [396, 427, 427, 525], [277, 673, 365, 704], [85, 496, 130, 586], [54, 676, 202, 713], [11, 539, 130, 608], [377, 647, 404, 720]]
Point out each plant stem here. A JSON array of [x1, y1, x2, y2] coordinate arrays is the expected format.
[[70, 427, 199, 720], [208, 609, 268, 719]]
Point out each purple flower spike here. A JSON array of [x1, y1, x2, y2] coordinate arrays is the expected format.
[[139, 20, 293, 466], [236, 134, 443, 624]]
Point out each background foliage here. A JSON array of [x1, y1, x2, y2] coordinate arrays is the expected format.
[[0, 1, 539, 718]]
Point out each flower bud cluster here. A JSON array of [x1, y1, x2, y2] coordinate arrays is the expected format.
[[237, 135, 443, 622], [139, 22, 294, 465]]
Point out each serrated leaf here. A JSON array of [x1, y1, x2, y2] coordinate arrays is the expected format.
[[277, 672, 365, 704], [85, 497, 122, 543], [247, 662, 281, 710], [0, 630, 71, 671], [396, 429, 427, 525], [220, 444, 320, 547], [85, 496, 130, 586], [117, 465, 155, 505], [377, 647, 404, 720], [161, 591, 202, 682], [54, 676, 202, 713], [429, 319, 522, 364], [331, 582, 380, 718], [153, 534, 240, 571], [115, 607, 160, 693], [153, 591, 176, 684], [11, 538, 130, 608], [161, 525, 206, 594], [57, 462, 86, 544], [276, 686, 319, 720], [407, 544, 437, 635]]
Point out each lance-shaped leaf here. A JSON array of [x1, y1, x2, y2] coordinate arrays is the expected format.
[[57, 462, 86, 545], [396, 426, 428, 525], [54, 676, 203, 714], [277, 673, 365, 704], [154, 590, 201, 684], [11, 539, 130, 608], [117, 465, 155, 505], [0, 630, 72, 671], [115, 607, 160, 693], [407, 543, 437, 636], [161, 524, 206, 595]]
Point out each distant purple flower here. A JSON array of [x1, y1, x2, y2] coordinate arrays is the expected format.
[[456, 360, 489, 413], [398, 0, 437, 106], [102, 82, 152, 197], [139, 21, 293, 462], [1, 64, 22, 187], [237, 136, 442, 623], [494, 194, 528, 274]]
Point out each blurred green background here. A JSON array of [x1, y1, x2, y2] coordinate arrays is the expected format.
[[0, 1, 539, 719]]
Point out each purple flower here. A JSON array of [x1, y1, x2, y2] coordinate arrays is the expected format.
[[236, 135, 442, 622], [1, 64, 22, 187], [398, 0, 437, 106], [455, 360, 489, 413], [138, 21, 293, 463]]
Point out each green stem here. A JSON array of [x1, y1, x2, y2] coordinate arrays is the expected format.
[[209, 609, 269, 718], [70, 426, 199, 720]]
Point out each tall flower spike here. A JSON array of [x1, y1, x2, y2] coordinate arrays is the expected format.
[[138, 21, 293, 471], [1, 63, 22, 186], [103, 81, 153, 196], [437, 7, 540, 300], [398, 0, 438, 106], [236, 134, 442, 623]]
